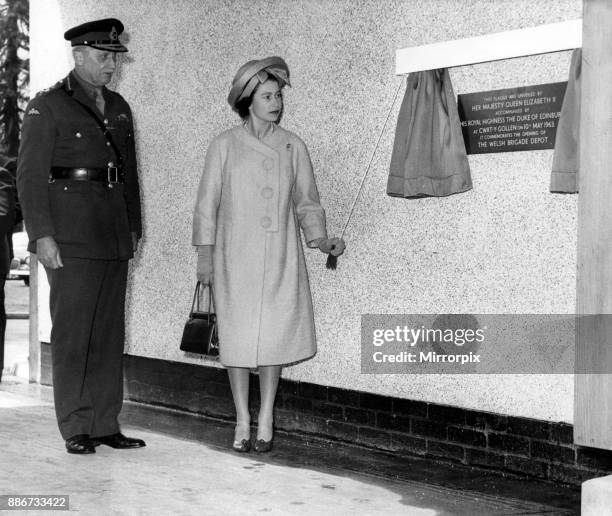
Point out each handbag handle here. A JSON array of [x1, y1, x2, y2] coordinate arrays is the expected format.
[[191, 281, 215, 322]]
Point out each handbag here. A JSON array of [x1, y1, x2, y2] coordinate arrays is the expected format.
[[180, 281, 219, 356]]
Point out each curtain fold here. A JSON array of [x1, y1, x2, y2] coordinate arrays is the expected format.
[[387, 68, 472, 198]]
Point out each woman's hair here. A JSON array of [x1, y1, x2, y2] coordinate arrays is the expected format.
[[235, 97, 252, 120], [235, 72, 279, 120]]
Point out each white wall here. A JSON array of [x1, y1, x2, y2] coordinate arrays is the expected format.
[[30, 0, 582, 422]]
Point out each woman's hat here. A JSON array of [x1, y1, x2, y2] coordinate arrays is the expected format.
[[227, 56, 290, 111]]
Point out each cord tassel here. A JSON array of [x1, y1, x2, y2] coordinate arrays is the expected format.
[[326, 250, 338, 270]]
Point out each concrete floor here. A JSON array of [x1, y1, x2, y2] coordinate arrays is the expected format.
[[0, 380, 579, 516]]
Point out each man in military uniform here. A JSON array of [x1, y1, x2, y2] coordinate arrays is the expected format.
[[17, 18, 145, 454]]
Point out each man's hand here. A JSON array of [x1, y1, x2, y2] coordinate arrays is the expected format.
[[36, 236, 63, 269], [131, 232, 139, 253]]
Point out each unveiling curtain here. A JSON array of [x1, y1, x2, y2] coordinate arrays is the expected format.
[[388, 68, 472, 198]]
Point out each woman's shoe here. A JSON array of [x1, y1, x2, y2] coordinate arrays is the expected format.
[[255, 417, 273, 452], [232, 423, 251, 453], [254, 438, 273, 453], [232, 438, 251, 453]]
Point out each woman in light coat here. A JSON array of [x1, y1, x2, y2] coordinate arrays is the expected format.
[[193, 56, 345, 452]]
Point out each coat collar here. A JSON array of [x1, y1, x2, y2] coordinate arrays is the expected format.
[[233, 124, 281, 158], [64, 70, 112, 114]]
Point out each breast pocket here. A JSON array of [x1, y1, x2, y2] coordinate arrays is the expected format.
[[107, 117, 131, 159], [55, 128, 104, 160]]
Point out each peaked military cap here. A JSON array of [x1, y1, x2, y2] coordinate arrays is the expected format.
[[64, 18, 128, 52]]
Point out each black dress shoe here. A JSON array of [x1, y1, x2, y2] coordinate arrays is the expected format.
[[94, 432, 146, 449], [65, 434, 96, 454]]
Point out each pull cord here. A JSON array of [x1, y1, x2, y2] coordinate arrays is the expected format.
[[327, 77, 404, 269]]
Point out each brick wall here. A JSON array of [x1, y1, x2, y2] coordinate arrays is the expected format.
[[124, 355, 612, 486]]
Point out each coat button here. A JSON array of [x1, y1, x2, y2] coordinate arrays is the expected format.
[[75, 132, 82, 138], [106, 142, 111, 146], [104, 119, 109, 125], [263, 159, 273, 170], [260, 217, 272, 228], [261, 187, 274, 199]]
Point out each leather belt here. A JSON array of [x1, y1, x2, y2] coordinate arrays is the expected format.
[[49, 166, 125, 184]]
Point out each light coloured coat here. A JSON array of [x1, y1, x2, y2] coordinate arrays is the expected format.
[[193, 124, 327, 367]]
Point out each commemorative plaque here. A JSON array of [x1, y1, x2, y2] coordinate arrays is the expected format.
[[458, 82, 567, 154]]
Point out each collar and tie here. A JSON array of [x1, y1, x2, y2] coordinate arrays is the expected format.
[[71, 70, 106, 114], [93, 88, 105, 115]]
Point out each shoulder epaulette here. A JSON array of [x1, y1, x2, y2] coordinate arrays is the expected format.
[[34, 78, 66, 98]]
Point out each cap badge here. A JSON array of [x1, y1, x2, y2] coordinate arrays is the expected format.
[[110, 26, 119, 42]]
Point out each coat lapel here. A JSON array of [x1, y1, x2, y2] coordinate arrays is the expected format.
[[233, 125, 279, 159]]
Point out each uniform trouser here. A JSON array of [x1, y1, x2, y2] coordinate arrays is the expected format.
[[45, 257, 128, 440]]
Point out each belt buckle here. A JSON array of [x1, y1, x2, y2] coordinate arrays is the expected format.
[[107, 166, 119, 183]]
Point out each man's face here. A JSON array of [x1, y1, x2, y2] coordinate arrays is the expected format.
[[75, 46, 117, 87]]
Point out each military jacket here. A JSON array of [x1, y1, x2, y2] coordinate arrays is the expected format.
[[16, 71, 142, 259]]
